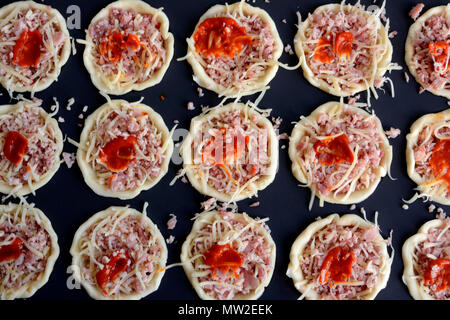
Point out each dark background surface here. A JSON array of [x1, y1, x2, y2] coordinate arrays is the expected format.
[[0, 0, 448, 300]]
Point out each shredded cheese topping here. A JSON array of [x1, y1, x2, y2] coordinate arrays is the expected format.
[[0, 100, 61, 195], [0, 5, 68, 94], [74, 207, 165, 298], [0, 202, 53, 300], [184, 208, 273, 300], [87, 7, 167, 88], [79, 102, 167, 193]]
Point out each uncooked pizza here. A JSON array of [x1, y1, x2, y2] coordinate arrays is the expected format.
[[406, 109, 450, 205], [180, 102, 278, 202], [289, 101, 392, 208], [0, 0, 71, 94], [405, 5, 450, 98], [70, 206, 167, 300], [402, 216, 450, 300], [287, 213, 392, 300], [0, 99, 63, 197], [0, 202, 59, 300], [76, 98, 173, 200], [83, 0, 174, 95], [180, 206, 275, 300], [185, 1, 283, 97], [294, 2, 395, 97]]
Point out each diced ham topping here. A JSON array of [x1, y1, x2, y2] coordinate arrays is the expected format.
[[79, 211, 163, 296], [409, 3, 425, 21], [0, 103, 59, 187], [302, 4, 388, 91], [294, 106, 385, 197], [189, 210, 273, 300], [166, 214, 177, 230], [192, 109, 271, 195], [409, 9, 449, 92], [193, 11, 276, 91], [0, 7, 68, 90], [88, 105, 164, 192], [384, 127, 401, 139], [0, 205, 51, 292], [88, 7, 167, 84], [413, 120, 450, 198]]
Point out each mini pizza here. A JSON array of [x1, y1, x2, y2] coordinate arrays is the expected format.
[[185, 1, 283, 97], [180, 208, 275, 300], [402, 216, 450, 300], [70, 206, 167, 300], [0, 202, 59, 300], [77, 99, 173, 200], [405, 5, 450, 99], [180, 102, 278, 202], [83, 0, 174, 95], [0, 99, 63, 196], [294, 2, 394, 97], [288, 101, 392, 208], [0, 0, 71, 94], [287, 213, 392, 300], [406, 109, 450, 205]]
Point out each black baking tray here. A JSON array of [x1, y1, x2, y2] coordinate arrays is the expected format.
[[0, 0, 448, 300]]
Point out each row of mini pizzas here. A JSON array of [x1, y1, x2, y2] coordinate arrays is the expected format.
[[0, 1, 448, 99], [0, 98, 448, 209], [1, 201, 448, 300]]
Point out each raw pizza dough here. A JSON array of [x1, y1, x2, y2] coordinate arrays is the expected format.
[[288, 101, 392, 206], [0, 202, 59, 300], [70, 206, 167, 300], [405, 5, 450, 99], [294, 3, 393, 97], [287, 213, 391, 300], [0, 100, 63, 196], [180, 209, 276, 300], [0, 0, 71, 93], [83, 0, 174, 95], [402, 218, 450, 300], [180, 102, 278, 202], [406, 108, 450, 205], [77, 99, 173, 200], [186, 1, 283, 97]]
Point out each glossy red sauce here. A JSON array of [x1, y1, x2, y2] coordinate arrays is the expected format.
[[193, 17, 253, 59], [319, 246, 356, 285], [0, 238, 24, 263], [3, 131, 28, 165], [203, 243, 244, 279], [313, 133, 354, 166], [12, 29, 43, 68], [99, 136, 138, 172], [96, 250, 130, 295]]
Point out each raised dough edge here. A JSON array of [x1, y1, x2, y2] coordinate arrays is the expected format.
[[405, 5, 450, 99], [76, 99, 173, 200], [180, 210, 276, 300], [83, 0, 174, 95], [186, 1, 283, 98], [0, 101, 64, 196], [69, 206, 168, 300], [1, 203, 59, 300], [286, 213, 391, 300], [180, 102, 279, 202], [401, 218, 447, 300], [0, 0, 71, 93], [405, 108, 450, 205], [288, 101, 392, 205], [294, 3, 393, 97]]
